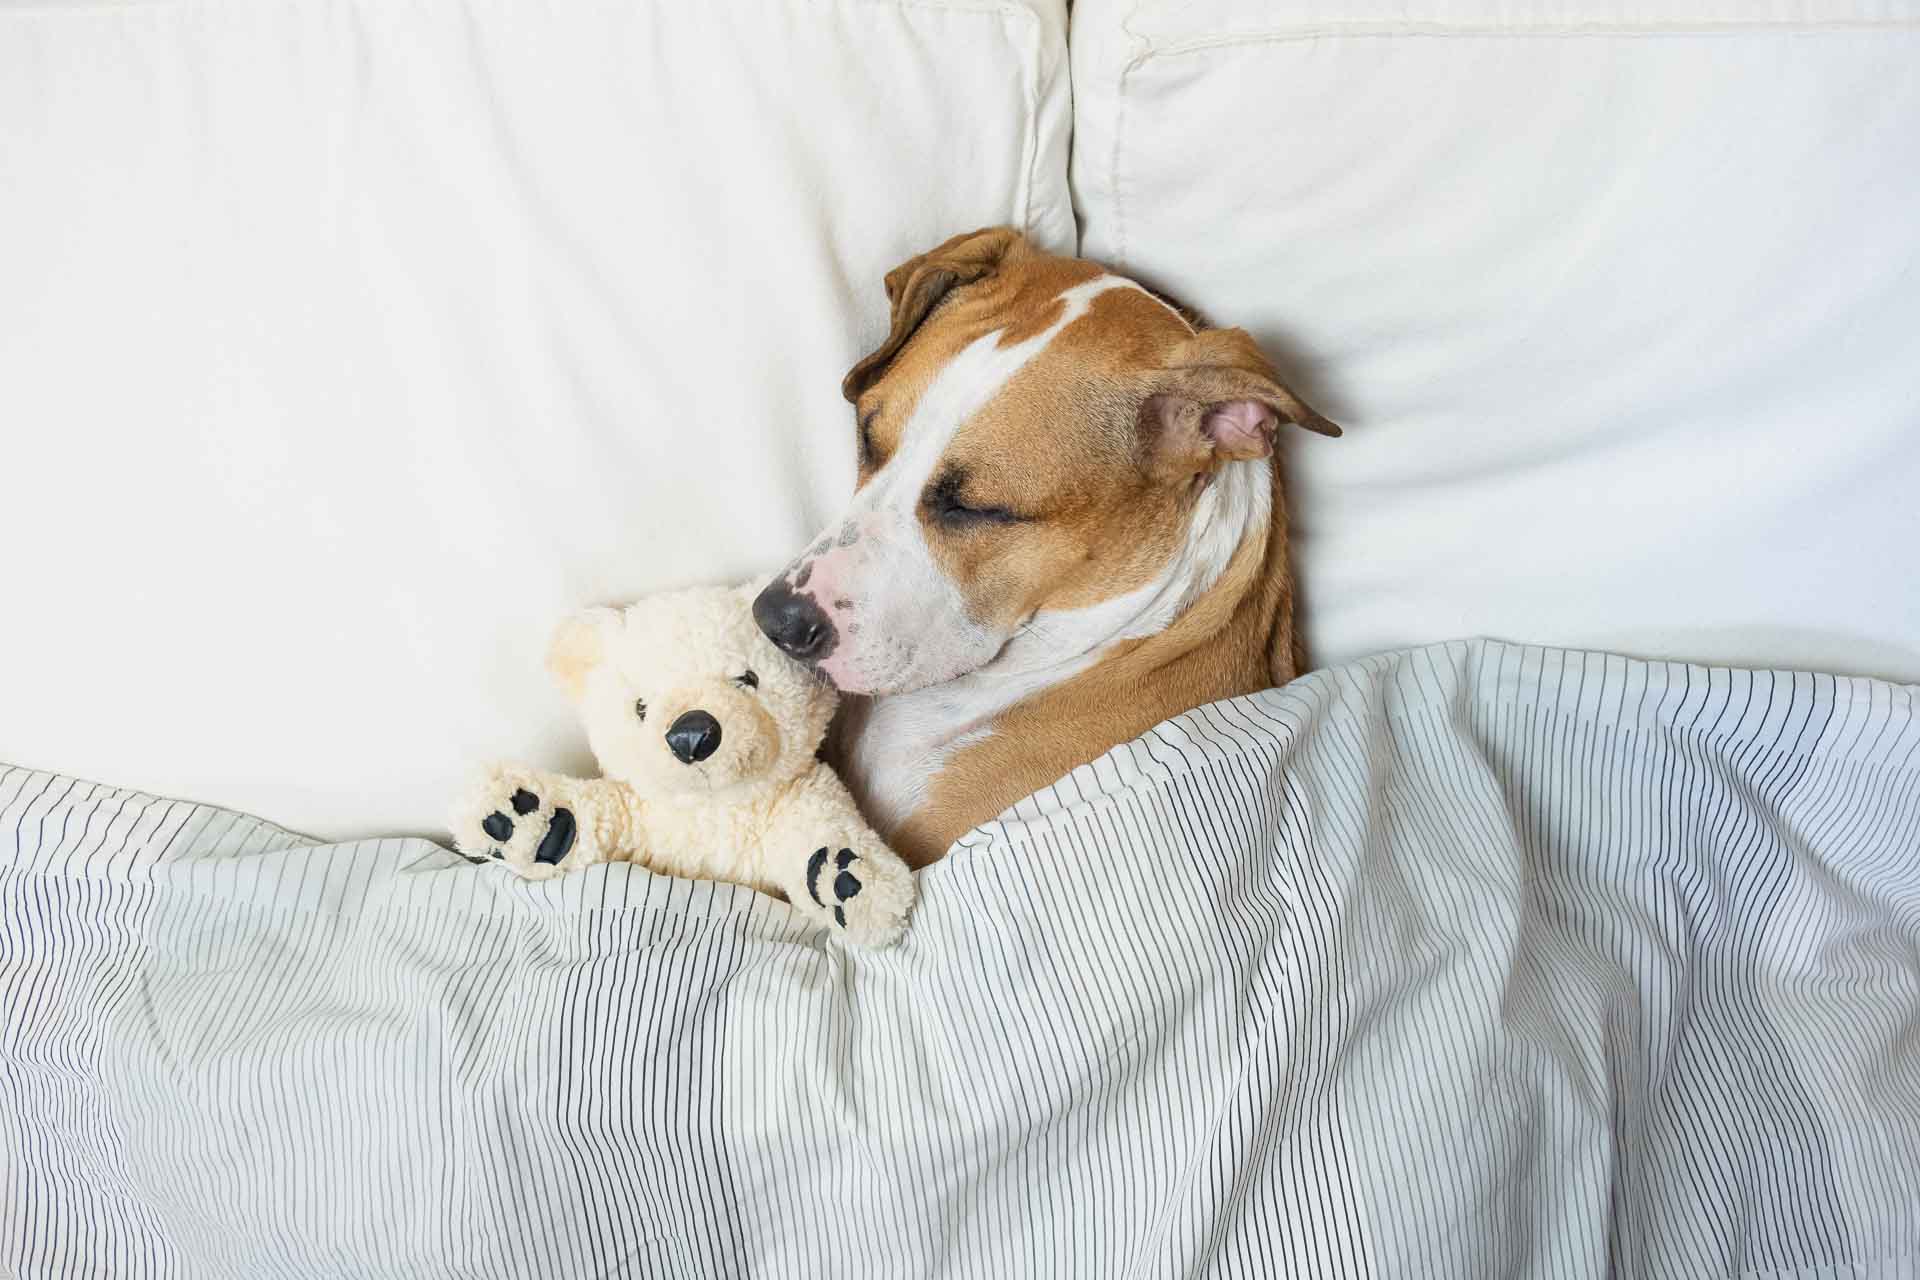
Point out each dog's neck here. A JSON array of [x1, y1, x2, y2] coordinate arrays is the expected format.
[[840, 455, 1287, 862]]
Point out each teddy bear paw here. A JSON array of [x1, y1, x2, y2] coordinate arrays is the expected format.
[[803, 841, 915, 949], [449, 765, 593, 881]]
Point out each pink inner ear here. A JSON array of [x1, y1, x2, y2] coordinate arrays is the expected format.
[[1201, 400, 1278, 458]]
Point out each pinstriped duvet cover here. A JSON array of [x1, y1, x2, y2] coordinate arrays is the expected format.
[[4, 640, 1917, 1279]]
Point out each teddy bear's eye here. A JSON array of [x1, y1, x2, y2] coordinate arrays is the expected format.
[[735, 670, 759, 690], [633, 698, 648, 721]]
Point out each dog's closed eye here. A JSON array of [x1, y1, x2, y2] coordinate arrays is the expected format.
[[633, 698, 648, 721], [925, 469, 1024, 530], [937, 497, 1020, 527], [735, 670, 759, 690]]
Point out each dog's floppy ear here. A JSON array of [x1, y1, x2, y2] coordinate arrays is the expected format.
[[841, 226, 1027, 402], [1140, 327, 1341, 479], [547, 607, 623, 701]]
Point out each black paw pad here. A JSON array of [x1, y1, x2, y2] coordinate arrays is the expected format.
[[535, 808, 576, 865], [482, 812, 513, 842], [806, 848, 829, 906], [834, 870, 862, 901], [510, 788, 539, 816], [836, 848, 855, 869]]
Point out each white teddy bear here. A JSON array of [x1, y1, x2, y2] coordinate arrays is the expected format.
[[449, 583, 916, 947]]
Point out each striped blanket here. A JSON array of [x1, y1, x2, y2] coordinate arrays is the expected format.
[[4, 641, 1918, 1279]]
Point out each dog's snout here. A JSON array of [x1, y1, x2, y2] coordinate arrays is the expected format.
[[753, 580, 836, 662], [665, 710, 722, 765]]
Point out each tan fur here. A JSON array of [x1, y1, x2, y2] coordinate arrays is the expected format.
[[836, 229, 1340, 867]]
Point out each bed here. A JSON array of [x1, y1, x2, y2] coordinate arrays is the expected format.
[[3, 2, 1917, 1275]]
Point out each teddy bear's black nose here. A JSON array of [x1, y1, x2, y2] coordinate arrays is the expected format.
[[753, 579, 836, 662], [665, 710, 722, 764]]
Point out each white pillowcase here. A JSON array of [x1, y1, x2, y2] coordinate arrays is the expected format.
[[0, 0, 1071, 839], [1072, 0, 1920, 683]]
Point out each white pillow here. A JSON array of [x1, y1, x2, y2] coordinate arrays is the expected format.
[[1072, 0, 1920, 683], [0, 0, 1072, 840]]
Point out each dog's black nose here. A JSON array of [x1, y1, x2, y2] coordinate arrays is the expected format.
[[665, 710, 722, 764], [753, 580, 836, 661]]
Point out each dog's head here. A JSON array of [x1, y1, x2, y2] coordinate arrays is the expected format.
[[754, 227, 1339, 697], [550, 584, 836, 797]]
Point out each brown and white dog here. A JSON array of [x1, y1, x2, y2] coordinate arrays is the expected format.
[[753, 228, 1340, 867]]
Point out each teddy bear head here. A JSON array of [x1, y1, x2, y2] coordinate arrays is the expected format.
[[547, 583, 837, 799]]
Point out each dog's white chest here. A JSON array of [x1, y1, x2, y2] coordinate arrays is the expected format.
[[838, 691, 993, 835]]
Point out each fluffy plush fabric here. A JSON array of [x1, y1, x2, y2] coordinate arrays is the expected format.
[[449, 583, 914, 947]]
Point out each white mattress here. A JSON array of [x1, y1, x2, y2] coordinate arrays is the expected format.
[[5, 641, 1917, 1276]]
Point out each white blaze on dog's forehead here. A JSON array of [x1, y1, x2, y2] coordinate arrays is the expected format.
[[864, 275, 1144, 515]]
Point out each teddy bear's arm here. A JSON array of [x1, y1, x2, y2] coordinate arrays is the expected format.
[[449, 764, 647, 880], [762, 766, 917, 948]]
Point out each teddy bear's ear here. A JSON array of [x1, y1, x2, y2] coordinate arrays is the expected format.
[[547, 607, 622, 701]]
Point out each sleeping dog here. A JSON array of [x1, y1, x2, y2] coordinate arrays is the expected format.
[[755, 228, 1340, 866]]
